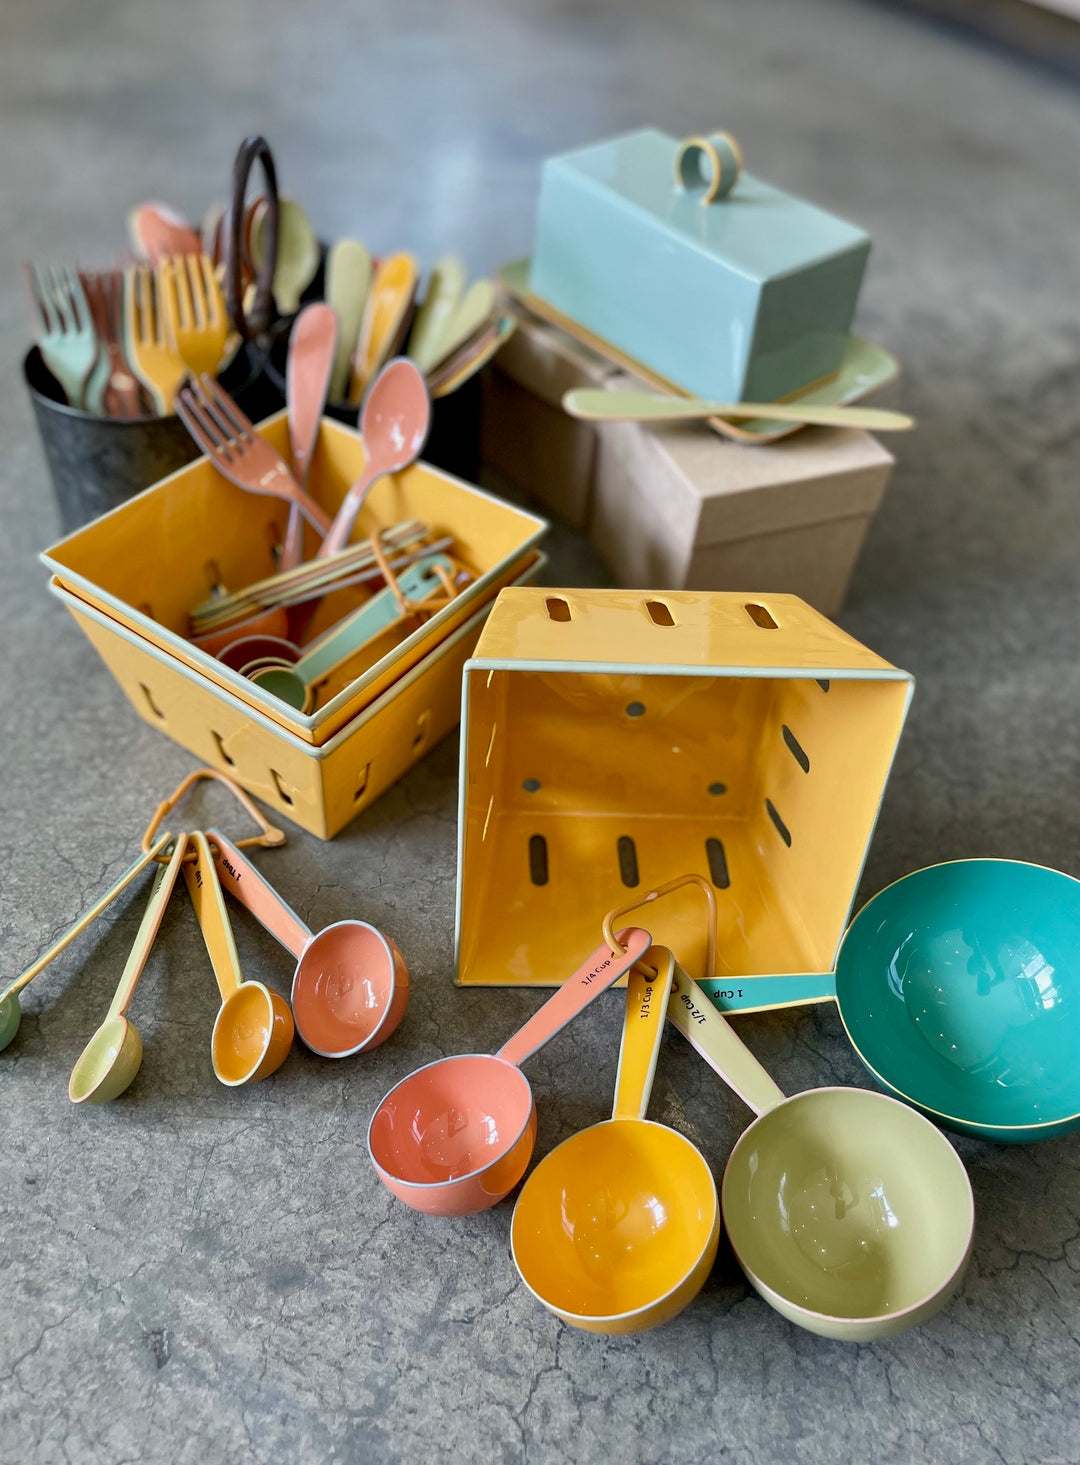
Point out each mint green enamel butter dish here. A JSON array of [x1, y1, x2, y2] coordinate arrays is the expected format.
[[529, 128, 871, 404]]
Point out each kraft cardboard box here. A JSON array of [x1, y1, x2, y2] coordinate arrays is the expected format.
[[479, 315, 615, 529], [481, 314, 893, 616]]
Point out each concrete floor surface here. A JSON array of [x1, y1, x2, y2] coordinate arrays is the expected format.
[[2, 2, 1079, 1462]]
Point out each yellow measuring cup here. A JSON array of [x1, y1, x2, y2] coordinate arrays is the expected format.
[[68, 835, 189, 1105], [182, 832, 295, 1086], [511, 946, 719, 1334]]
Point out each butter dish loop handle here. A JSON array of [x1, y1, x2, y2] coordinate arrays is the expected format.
[[674, 132, 743, 204]]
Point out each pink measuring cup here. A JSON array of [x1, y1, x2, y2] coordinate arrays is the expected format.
[[367, 927, 652, 1218], [208, 829, 408, 1058]]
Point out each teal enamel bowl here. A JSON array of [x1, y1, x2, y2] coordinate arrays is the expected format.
[[837, 859, 1080, 1143]]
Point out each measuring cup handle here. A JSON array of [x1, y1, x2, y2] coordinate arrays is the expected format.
[[106, 836, 189, 1020], [296, 555, 450, 681], [183, 833, 244, 1002], [207, 829, 311, 959], [697, 973, 837, 1014], [0, 833, 176, 1005], [668, 965, 787, 1117], [495, 927, 653, 1070], [612, 946, 676, 1122]]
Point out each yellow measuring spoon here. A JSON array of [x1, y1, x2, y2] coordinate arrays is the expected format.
[[182, 832, 295, 1087], [1, 832, 175, 1055], [512, 946, 719, 1333], [68, 835, 189, 1105]]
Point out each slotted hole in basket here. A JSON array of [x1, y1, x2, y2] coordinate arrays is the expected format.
[[545, 597, 572, 623], [745, 602, 778, 630], [412, 710, 431, 748], [705, 837, 730, 889], [211, 731, 235, 767], [782, 725, 810, 773], [529, 834, 549, 887], [270, 769, 294, 807], [644, 599, 676, 627], [765, 799, 792, 846], [817, 679, 831, 693], [353, 763, 370, 802], [139, 683, 165, 721], [617, 835, 640, 888]]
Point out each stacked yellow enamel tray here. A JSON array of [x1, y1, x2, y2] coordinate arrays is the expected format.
[[43, 410, 547, 838]]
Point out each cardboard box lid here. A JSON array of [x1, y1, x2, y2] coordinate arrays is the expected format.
[[595, 373, 894, 544]]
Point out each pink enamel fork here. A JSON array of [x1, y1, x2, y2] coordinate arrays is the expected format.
[[176, 374, 332, 538]]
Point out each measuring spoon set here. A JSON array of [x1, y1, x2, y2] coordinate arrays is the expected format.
[[1, 772, 409, 1101]]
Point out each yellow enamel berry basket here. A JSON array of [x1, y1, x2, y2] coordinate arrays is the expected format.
[[455, 588, 913, 986]]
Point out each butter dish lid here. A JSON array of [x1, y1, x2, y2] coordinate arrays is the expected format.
[[544, 127, 870, 281]]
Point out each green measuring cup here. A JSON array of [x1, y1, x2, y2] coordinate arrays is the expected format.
[[668, 964, 974, 1342], [249, 553, 457, 711]]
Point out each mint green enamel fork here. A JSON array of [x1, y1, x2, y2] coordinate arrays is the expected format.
[[24, 263, 98, 408]]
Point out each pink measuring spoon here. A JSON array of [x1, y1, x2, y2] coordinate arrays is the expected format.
[[367, 927, 653, 1217], [207, 830, 408, 1058], [317, 358, 431, 558], [281, 303, 338, 570]]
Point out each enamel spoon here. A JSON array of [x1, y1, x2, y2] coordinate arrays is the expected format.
[[349, 253, 419, 401], [326, 240, 372, 401], [319, 358, 431, 558], [563, 388, 915, 432], [281, 302, 338, 569], [183, 832, 295, 1086], [407, 256, 466, 374]]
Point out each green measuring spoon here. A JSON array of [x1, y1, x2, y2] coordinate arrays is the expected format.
[[0, 832, 175, 1054], [68, 836, 189, 1105]]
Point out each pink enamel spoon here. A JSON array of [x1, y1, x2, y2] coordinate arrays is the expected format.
[[318, 358, 431, 558], [281, 303, 338, 570]]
